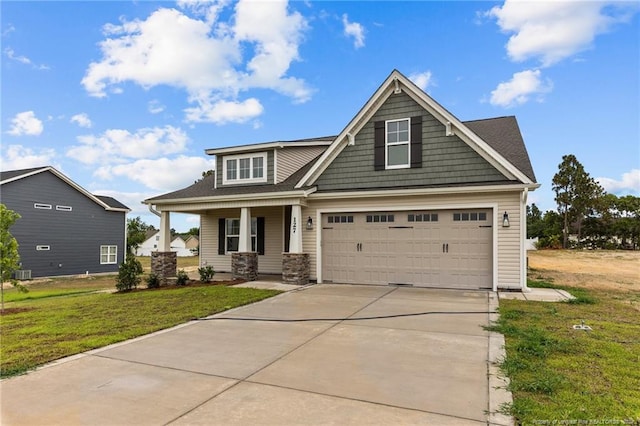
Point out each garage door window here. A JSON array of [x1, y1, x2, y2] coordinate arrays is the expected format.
[[453, 212, 487, 221], [408, 213, 438, 222], [328, 215, 354, 224], [366, 214, 394, 223]]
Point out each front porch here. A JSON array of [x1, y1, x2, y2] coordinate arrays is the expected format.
[[151, 201, 315, 286]]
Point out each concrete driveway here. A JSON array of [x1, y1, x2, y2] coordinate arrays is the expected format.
[[0, 284, 511, 425]]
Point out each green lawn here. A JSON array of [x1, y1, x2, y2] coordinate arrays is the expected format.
[[1, 285, 280, 378], [491, 280, 640, 422]]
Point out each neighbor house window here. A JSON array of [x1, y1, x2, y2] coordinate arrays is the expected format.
[[100, 245, 117, 264], [223, 153, 267, 184], [386, 118, 410, 169], [34, 203, 52, 209], [36, 245, 50, 251], [225, 218, 257, 252], [56, 205, 72, 211]]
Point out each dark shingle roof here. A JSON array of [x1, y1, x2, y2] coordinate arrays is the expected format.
[[0, 166, 48, 182], [94, 195, 130, 210], [463, 116, 537, 183]]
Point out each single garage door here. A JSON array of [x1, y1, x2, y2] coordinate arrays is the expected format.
[[321, 209, 492, 289]]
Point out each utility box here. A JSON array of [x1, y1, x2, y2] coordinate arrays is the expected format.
[[14, 270, 32, 280]]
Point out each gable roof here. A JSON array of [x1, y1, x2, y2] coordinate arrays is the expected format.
[[1, 166, 130, 212], [296, 69, 537, 189]]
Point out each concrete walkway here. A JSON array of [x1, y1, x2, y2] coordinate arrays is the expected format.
[[1, 284, 512, 425]]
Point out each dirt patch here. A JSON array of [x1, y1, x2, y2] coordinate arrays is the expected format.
[[528, 249, 639, 292], [118, 279, 246, 293], [0, 307, 35, 316]]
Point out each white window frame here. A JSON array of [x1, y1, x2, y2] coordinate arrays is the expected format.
[[56, 205, 73, 211], [225, 218, 257, 253], [34, 203, 52, 209], [222, 152, 268, 185], [385, 118, 411, 170], [36, 245, 50, 251], [100, 245, 117, 264]]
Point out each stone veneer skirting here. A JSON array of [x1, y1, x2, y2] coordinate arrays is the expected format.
[[232, 252, 258, 281], [282, 253, 310, 285], [151, 251, 177, 284]]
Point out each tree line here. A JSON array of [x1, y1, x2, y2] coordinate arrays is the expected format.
[[528, 154, 639, 250]]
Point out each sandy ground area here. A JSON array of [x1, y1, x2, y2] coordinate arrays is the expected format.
[[528, 250, 639, 291]]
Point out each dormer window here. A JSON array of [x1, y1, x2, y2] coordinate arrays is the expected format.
[[223, 152, 267, 184]]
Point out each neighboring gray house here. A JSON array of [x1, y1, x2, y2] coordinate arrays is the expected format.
[[145, 70, 539, 290], [0, 166, 130, 278]]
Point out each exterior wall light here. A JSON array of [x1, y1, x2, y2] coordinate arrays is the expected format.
[[306, 216, 313, 230], [502, 211, 510, 228]]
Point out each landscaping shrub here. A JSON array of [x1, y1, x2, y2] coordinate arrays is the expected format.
[[145, 273, 160, 289], [116, 255, 143, 292], [198, 266, 215, 283], [176, 269, 189, 286]]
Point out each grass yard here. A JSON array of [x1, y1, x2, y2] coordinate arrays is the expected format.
[[0, 285, 280, 378], [493, 250, 640, 423]]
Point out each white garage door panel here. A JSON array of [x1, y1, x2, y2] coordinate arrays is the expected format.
[[321, 209, 492, 289]]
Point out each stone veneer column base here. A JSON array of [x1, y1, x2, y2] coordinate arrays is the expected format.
[[151, 251, 177, 285], [282, 253, 310, 285], [232, 252, 258, 281]]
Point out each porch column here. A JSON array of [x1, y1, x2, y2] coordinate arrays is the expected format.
[[158, 211, 171, 251], [289, 204, 303, 253], [152, 210, 176, 284], [282, 204, 310, 285], [239, 207, 252, 252], [232, 207, 258, 281]]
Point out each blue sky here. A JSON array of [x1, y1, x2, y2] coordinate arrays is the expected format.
[[2, 0, 639, 232]]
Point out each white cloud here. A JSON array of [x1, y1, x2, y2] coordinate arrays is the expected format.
[[96, 156, 217, 191], [4, 47, 49, 70], [597, 169, 640, 194], [88, 189, 152, 216], [7, 111, 44, 136], [1, 145, 57, 170], [184, 98, 263, 124], [67, 125, 189, 165], [487, 1, 638, 66], [148, 99, 165, 114], [490, 69, 552, 108], [81, 0, 311, 123], [342, 14, 365, 49], [70, 113, 92, 128], [408, 70, 434, 92]]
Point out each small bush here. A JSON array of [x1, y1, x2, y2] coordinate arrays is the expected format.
[[198, 266, 215, 283], [176, 269, 189, 286], [116, 255, 143, 292], [145, 273, 160, 289]]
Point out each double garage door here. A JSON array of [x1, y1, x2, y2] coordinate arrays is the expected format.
[[321, 209, 492, 289]]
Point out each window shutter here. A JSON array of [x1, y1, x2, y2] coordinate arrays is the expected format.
[[257, 217, 265, 255], [410, 116, 422, 168], [218, 218, 225, 255], [374, 121, 385, 171]]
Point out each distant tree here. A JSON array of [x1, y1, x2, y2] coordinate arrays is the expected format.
[[127, 217, 155, 254], [0, 204, 27, 312], [195, 170, 214, 183], [187, 227, 200, 237], [526, 203, 545, 238], [552, 154, 603, 248]]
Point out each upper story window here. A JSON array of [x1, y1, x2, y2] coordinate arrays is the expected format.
[[386, 118, 410, 169], [34, 203, 52, 209], [223, 152, 267, 184]]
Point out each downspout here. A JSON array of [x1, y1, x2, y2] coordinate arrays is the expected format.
[[148, 204, 161, 217], [521, 188, 529, 291]]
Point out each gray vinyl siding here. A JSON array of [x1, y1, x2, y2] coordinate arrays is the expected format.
[[315, 92, 509, 191], [1, 171, 126, 278], [276, 146, 327, 183], [216, 151, 274, 187]]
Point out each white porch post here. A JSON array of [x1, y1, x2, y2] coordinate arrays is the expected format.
[[159, 211, 171, 252], [289, 204, 303, 253], [239, 207, 252, 252]]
